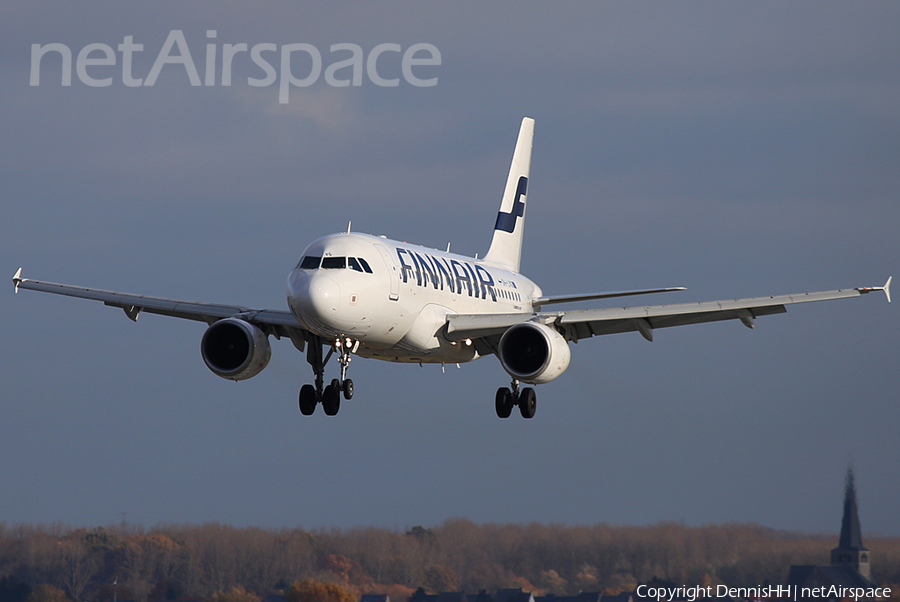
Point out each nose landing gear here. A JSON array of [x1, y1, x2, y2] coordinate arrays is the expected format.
[[297, 335, 357, 416], [495, 379, 537, 419], [335, 336, 356, 401]]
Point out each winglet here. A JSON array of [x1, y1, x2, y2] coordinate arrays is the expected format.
[[12, 268, 22, 293], [857, 276, 891, 303]]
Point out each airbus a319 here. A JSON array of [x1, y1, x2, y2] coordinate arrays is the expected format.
[[13, 118, 892, 418]]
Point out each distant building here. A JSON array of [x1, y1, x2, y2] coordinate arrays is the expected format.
[[494, 589, 535, 602], [534, 592, 602, 602], [829, 469, 872, 582], [786, 468, 876, 601], [410, 591, 469, 602], [434, 594, 469, 602], [600, 594, 633, 602]]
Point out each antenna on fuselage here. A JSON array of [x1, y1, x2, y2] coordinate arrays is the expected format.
[[347, 221, 352, 234], [446, 243, 451, 252]]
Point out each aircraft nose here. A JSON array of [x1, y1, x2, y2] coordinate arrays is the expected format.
[[287, 270, 344, 335], [307, 274, 340, 316]]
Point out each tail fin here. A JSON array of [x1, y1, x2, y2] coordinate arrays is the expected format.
[[483, 117, 534, 273]]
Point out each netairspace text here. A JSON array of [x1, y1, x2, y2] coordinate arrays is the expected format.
[[30, 30, 441, 103]]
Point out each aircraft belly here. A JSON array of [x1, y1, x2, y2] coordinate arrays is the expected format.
[[395, 303, 448, 351], [357, 296, 411, 347], [356, 346, 478, 364]]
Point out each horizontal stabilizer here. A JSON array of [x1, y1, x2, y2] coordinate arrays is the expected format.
[[532, 286, 686, 307]]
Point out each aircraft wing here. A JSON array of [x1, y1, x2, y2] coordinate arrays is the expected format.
[[554, 282, 890, 342], [448, 279, 891, 349], [12, 269, 308, 345]]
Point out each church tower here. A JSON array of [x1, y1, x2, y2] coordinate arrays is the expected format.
[[830, 467, 871, 580]]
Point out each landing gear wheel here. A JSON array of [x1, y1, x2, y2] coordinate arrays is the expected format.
[[495, 388, 513, 418], [299, 384, 317, 415], [342, 379, 354, 400], [322, 383, 341, 416], [519, 387, 536, 419]]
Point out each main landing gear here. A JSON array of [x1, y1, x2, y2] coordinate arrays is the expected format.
[[495, 379, 537, 419], [298, 335, 356, 416]]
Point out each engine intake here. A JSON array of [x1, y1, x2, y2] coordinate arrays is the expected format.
[[201, 318, 271, 381], [497, 321, 570, 384]]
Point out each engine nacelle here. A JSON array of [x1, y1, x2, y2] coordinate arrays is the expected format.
[[497, 321, 571, 385], [200, 318, 271, 381]]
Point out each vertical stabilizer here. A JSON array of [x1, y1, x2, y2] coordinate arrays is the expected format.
[[483, 117, 534, 273]]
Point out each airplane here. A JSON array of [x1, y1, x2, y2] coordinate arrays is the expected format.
[[12, 117, 892, 419]]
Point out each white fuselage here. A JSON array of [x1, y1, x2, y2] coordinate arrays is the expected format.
[[287, 232, 541, 363]]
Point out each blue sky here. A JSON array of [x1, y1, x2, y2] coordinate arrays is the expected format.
[[2, 2, 898, 537]]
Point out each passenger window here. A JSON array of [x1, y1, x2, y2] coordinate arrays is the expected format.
[[358, 258, 373, 273], [299, 256, 321, 269], [321, 257, 346, 269], [348, 257, 364, 272]]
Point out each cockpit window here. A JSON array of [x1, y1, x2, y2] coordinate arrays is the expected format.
[[299, 254, 372, 273], [298, 256, 321, 269], [321, 257, 346, 269]]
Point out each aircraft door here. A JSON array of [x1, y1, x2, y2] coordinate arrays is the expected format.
[[373, 243, 400, 301]]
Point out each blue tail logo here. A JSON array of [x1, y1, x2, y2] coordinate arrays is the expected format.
[[494, 176, 528, 233]]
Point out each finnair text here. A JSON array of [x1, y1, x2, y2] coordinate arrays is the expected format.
[[30, 30, 441, 103]]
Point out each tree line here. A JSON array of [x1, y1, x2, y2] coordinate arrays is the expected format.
[[1, 520, 898, 602]]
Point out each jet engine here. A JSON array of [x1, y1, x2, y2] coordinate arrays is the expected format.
[[497, 321, 571, 385], [200, 318, 271, 381]]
